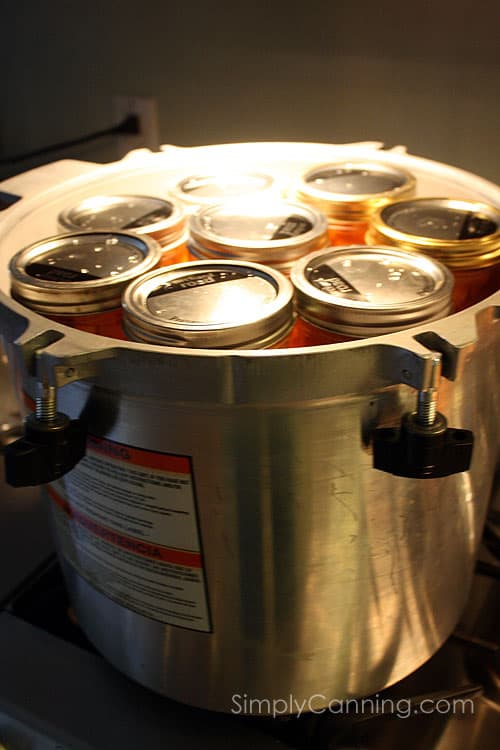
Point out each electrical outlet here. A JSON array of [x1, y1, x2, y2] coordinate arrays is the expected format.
[[112, 96, 160, 158]]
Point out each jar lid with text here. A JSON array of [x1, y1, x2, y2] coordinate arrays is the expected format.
[[367, 198, 500, 269], [122, 260, 294, 349], [188, 200, 329, 272], [10, 231, 162, 315], [290, 245, 454, 338], [58, 195, 186, 246]]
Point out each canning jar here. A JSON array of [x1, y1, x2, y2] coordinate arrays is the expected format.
[[288, 245, 454, 346], [170, 172, 277, 212], [9, 231, 162, 338], [295, 161, 416, 246], [366, 198, 500, 310], [58, 194, 188, 267], [122, 260, 294, 349], [188, 200, 329, 274]]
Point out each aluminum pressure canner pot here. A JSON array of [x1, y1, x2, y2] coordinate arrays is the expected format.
[[0, 142, 498, 714]]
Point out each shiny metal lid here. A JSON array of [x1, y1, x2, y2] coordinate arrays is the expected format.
[[367, 197, 500, 269], [122, 260, 294, 349], [188, 200, 329, 272], [10, 231, 162, 315], [296, 161, 416, 221], [291, 245, 454, 338], [172, 172, 276, 209], [58, 195, 186, 245]]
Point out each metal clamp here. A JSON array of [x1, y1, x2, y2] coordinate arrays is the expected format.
[[373, 353, 474, 479], [1, 329, 117, 488], [4, 380, 87, 487]]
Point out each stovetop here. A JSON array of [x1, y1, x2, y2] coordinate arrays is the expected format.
[[0, 357, 499, 749]]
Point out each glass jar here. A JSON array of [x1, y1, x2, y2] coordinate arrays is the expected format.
[[122, 260, 294, 349], [288, 245, 454, 346], [295, 161, 416, 246], [366, 198, 500, 310], [58, 194, 188, 266], [188, 200, 329, 274], [170, 172, 277, 213], [9, 231, 162, 338]]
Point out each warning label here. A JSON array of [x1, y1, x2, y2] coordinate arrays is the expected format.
[[48, 436, 211, 632]]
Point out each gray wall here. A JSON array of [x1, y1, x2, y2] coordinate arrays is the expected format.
[[1, 0, 499, 183]]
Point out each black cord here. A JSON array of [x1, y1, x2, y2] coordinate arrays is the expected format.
[[0, 115, 140, 166]]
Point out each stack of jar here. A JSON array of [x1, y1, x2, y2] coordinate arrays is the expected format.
[[7, 233, 456, 349], [8, 161, 499, 348]]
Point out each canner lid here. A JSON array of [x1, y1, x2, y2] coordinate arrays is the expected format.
[[291, 245, 455, 338], [9, 231, 162, 314], [122, 260, 294, 349], [296, 161, 416, 221]]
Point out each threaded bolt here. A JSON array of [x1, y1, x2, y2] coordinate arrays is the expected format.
[[416, 389, 438, 427], [415, 353, 441, 427], [35, 383, 57, 423]]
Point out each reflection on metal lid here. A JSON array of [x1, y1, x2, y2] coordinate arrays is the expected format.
[[368, 198, 500, 269], [189, 200, 329, 272], [306, 165, 406, 195], [9, 231, 162, 314], [291, 245, 454, 338], [58, 195, 186, 245], [122, 260, 294, 349], [173, 172, 275, 207], [297, 161, 416, 221]]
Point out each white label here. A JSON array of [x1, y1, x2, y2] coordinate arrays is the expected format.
[[48, 435, 211, 632]]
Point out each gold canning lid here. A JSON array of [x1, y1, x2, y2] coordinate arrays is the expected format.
[[58, 195, 186, 246], [9, 231, 162, 315], [296, 161, 416, 222], [367, 198, 500, 270]]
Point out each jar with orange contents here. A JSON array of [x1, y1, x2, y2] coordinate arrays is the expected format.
[[58, 194, 189, 267], [9, 231, 162, 339], [288, 245, 454, 347], [122, 260, 294, 349], [366, 198, 500, 310], [188, 200, 329, 275], [295, 161, 416, 246]]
